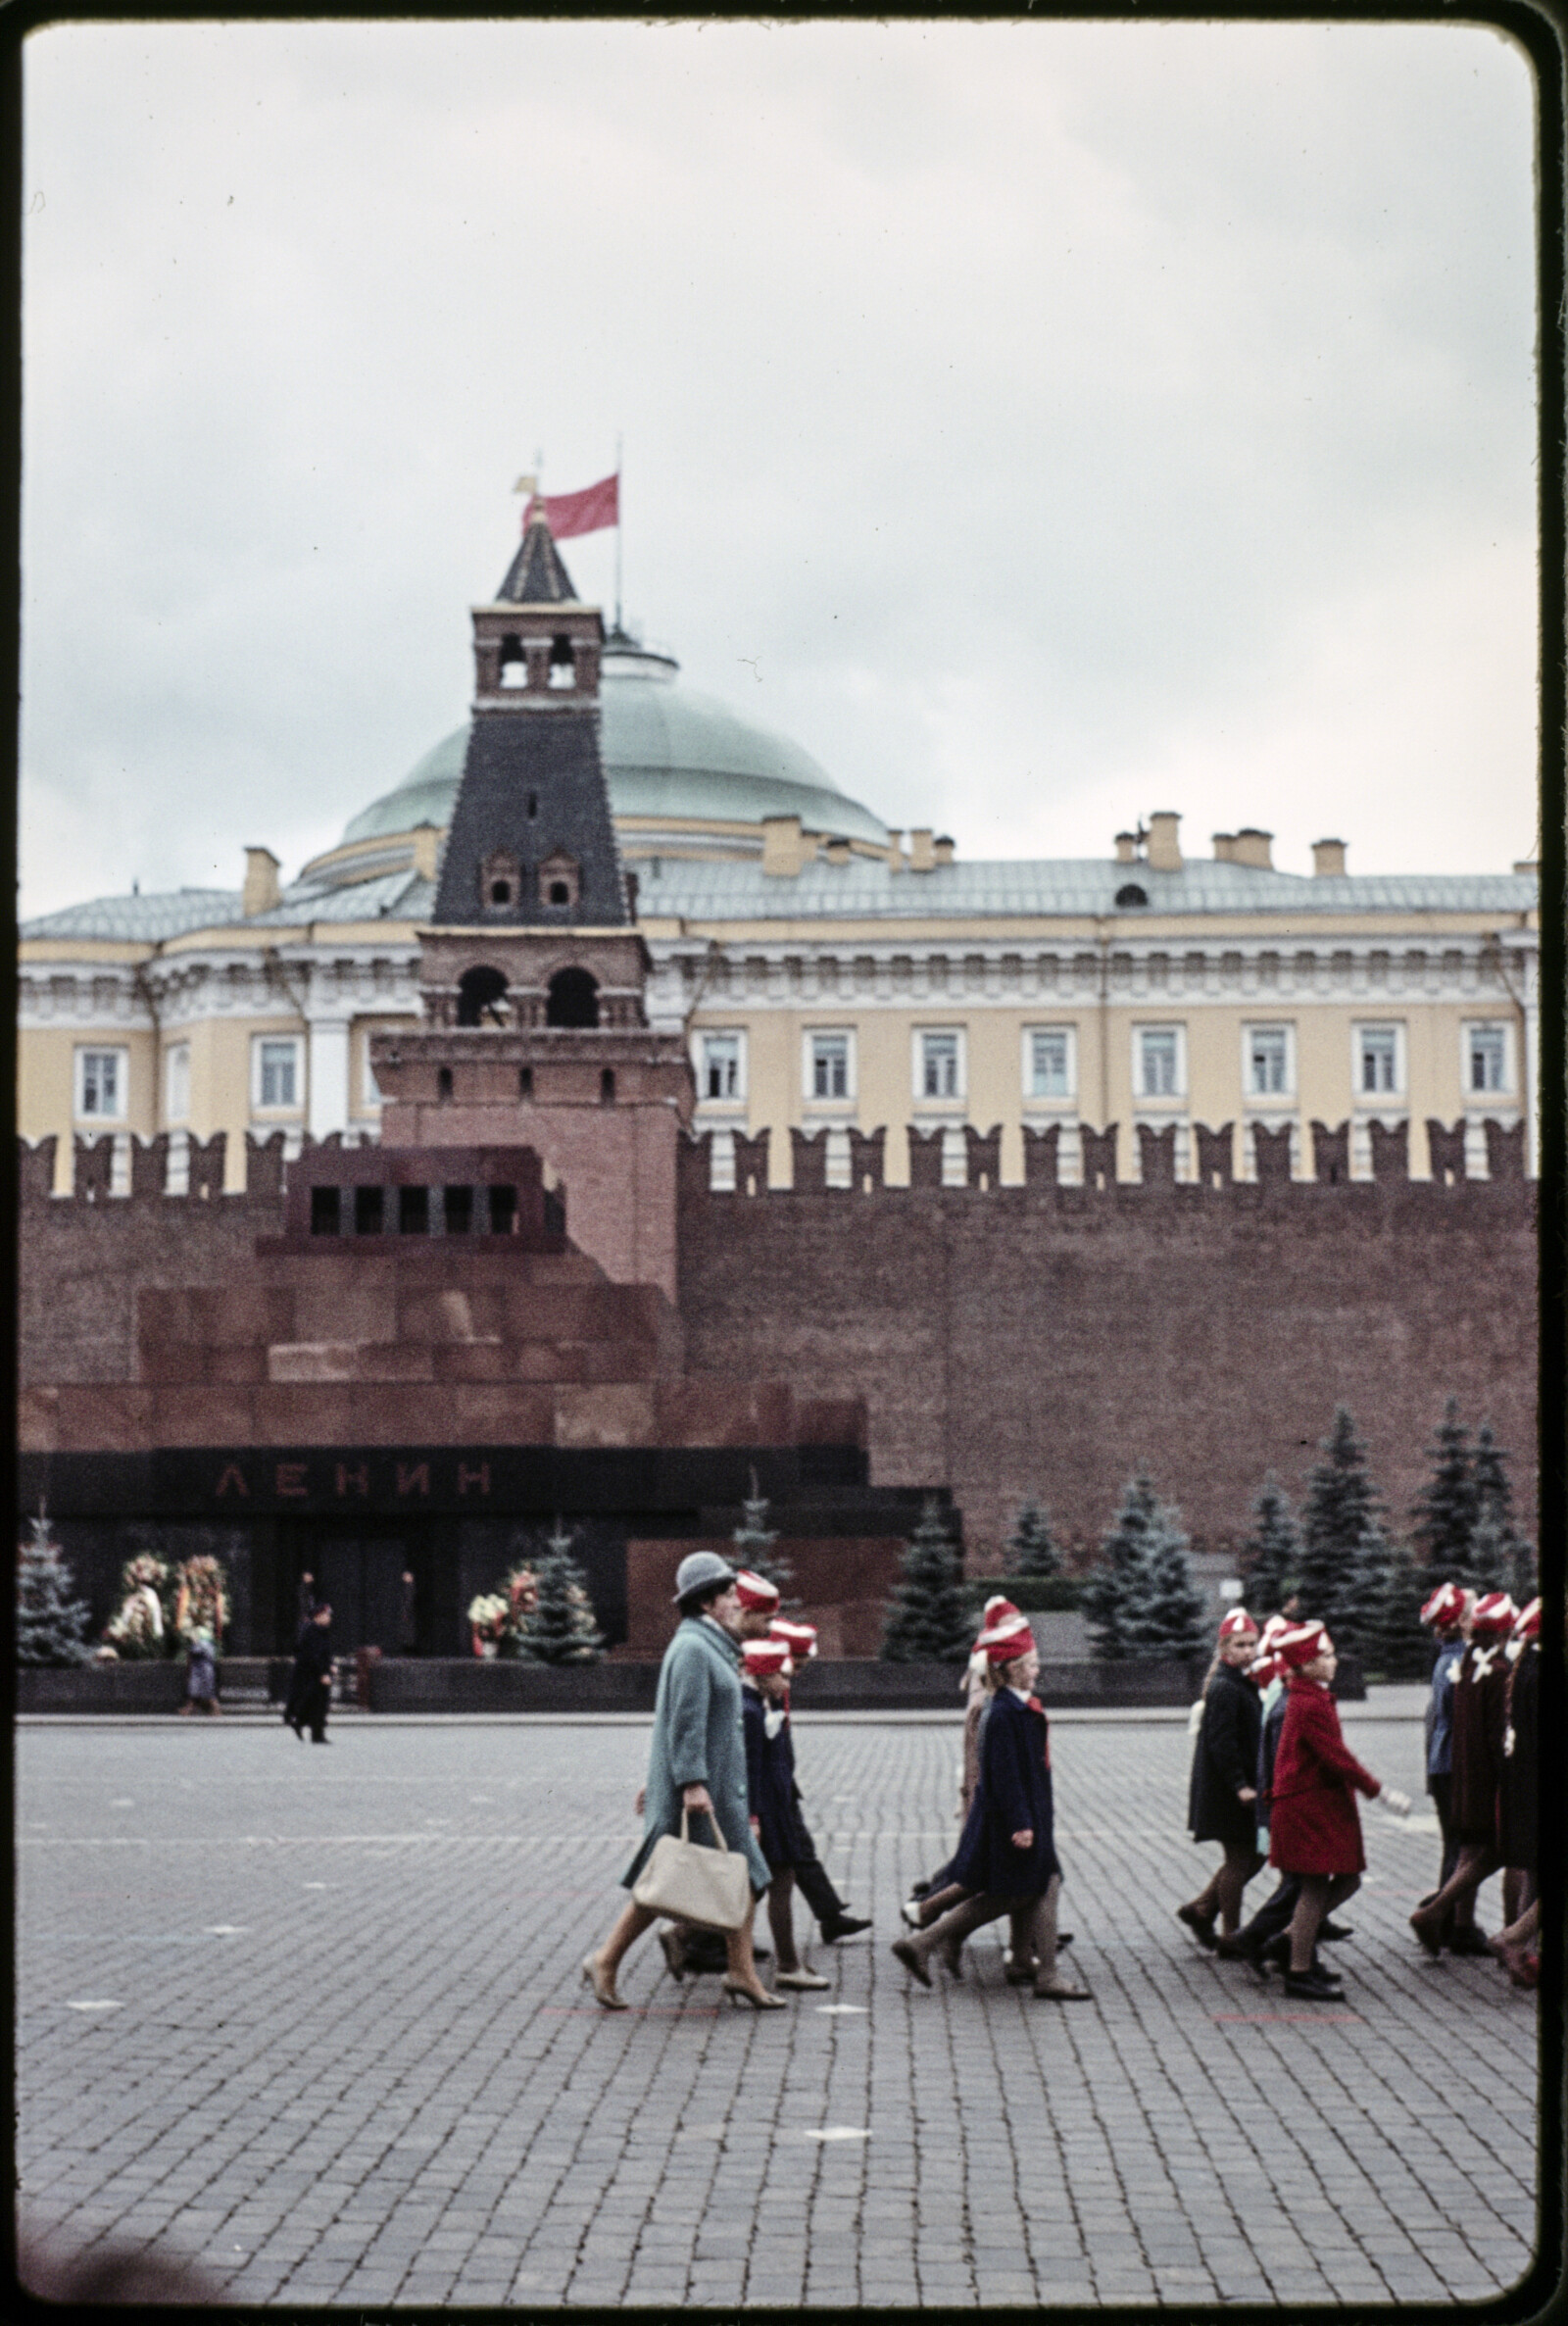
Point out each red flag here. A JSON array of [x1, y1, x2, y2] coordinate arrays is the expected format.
[[528, 472, 619, 539]]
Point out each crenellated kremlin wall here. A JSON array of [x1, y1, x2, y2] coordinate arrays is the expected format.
[[20, 1112, 1537, 1576]]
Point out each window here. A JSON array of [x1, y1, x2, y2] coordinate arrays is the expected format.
[[1248, 1026, 1290, 1098], [253, 1036, 302, 1112], [1138, 1026, 1181, 1099], [1468, 1023, 1508, 1095], [165, 1044, 190, 1123], [76, 1047, 126, 1120], [701, 1033, 743, 1102], [1026, 1027, 1073, 1101], [808, 1032, 851, 1101], [1357, 1025, 1399, 1096], [919, 1030, 960, 1100]]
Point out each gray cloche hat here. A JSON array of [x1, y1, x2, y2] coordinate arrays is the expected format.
[[672, 1550, 738, 1605]]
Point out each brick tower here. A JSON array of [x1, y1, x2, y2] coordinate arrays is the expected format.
[[371, 509, 694, 1297]]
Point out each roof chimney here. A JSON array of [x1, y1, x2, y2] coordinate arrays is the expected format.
[[411, 824, 441, 882], [1212, 833, 1238, 863], [1113, 831, 1139, 865], [1146, 812, 1182, 872], [932, 835, 955, 866], [242, 847, 281, 918], [908, 827, 937, 873], [1311, 838, 1348, 878], [823, 836, 853, 867], [761, 814, 809, 877], [1231, 827, 1274, 869]]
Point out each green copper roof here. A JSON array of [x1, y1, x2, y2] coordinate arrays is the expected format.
[[338, 643, 889, 853]]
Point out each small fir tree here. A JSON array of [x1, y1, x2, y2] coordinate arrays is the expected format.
[[1462, 1502, 1509, 1598], [17, 1509, 93, 1667], [732, 1467, 796, 1602], [1297, 1409, 1384, 1634], [1409, 1399, 1478, 1575], [1372, 1544, 1443, 1680], [1083, 1471, 1205, 1662], [516, 1521, 606, 1664], [1006, 1499, 1061, 1582], [1331, 1516, 1396, 1662], [880, 1499, 971, 1662], [1239, 1477, 1300, 1621]]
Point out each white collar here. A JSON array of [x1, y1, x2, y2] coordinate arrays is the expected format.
[[1008, 1684, 1032, 1703]]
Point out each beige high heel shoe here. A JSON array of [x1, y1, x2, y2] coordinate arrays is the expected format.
[[721, 1976, 787, 2010], [582, 1953, 628, 2011]]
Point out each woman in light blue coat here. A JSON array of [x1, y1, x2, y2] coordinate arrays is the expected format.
[[583, 1553, 781, 2011]]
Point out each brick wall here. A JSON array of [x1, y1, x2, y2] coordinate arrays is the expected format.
[[676, 1166, 1539, 1565]]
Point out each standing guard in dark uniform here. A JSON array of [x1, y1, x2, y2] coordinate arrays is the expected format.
[[283, 1600, 335, 1744]]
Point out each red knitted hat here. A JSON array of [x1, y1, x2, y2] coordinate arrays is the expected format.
[[983, 1596, 1022, 1627], [1218, 1608, 1259, 1642], [1511, 1596, 1541, 1641], [734, 1570, 781, 1612], [1420, 1580, 1468, 1631], [1470, 1591, 1517, 1639], [743, 1639, 792, 1678], [1276, 1620, 1331, 1670], [1249, 1651, 1286, 1689]]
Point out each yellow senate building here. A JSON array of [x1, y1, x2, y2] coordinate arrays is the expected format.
[[20, 562, 1540, 1197]]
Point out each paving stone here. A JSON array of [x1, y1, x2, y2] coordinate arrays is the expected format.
[[16, 1711, 1539, 2308]]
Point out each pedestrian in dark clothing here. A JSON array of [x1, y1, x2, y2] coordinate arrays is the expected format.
[[893, 1627, 1088, 2001], [283, 1602, 335, 1743], [398, 1569, 418, 1656], [296, 1570, 318, 1631], [1491, 1597, 1541, 1985], [761, 1616, 869, 1945], [1216, 1631, 1311, 1971], [1177, 1609, 1263, 1945], [1410, 1591, 1516, 1955], [1417, 1580, 1472, 1937], [1271, 1621, 1410, 2000], [739, 1639, 830, 1989]]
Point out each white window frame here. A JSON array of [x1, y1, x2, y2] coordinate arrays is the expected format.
[[251, 1033, 305, 1114], [74, 1045, 128, 1122], [695, 1028, 748, 1107], [1022, 1023, 1077, 1107], [1243, 1022, 1295, 1104], [1353, 1021, 1405, 1104], [1133, 1022, 1186, 1105], [912, 1025, 966, 1106], [1462, 1020, 1512, 1100], [164, 1042, 191, 1124], [804, 1027, 856, 1109]]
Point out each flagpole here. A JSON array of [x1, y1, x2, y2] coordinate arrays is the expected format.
[[614, 433, 623, 634]]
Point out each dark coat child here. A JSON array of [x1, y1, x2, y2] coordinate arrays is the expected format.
[[950, 1684, 1060, 1899], [1449, 1637, 1511, 1846], [1189, 1658, 1264, 1849]]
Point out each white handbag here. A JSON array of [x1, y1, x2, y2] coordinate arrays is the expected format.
[[632, 1806, 752, 1933]]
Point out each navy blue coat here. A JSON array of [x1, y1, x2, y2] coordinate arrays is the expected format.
[[743, 1686, 808, 1874], [949, 1687, 1060, 1898], [1188, 1661, 1263, 1848]]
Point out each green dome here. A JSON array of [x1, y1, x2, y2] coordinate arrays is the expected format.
[[338, 641, 889, 851]]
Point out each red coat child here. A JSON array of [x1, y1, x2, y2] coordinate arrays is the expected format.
[[1268, 1675, 1381, 1877]]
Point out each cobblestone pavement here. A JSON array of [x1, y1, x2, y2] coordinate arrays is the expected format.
[[17, 1707, 1539, 2308]]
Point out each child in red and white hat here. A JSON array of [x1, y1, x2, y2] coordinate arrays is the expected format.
[[758, 1615, 871, 1949], [1409, 1590, 1516, 1955], [733, 1639, 830, 1990], [1491, 1597, 1541, 1985], [1268, 1622, 1411, 2000], [1414, 1580, 1473, 1942]]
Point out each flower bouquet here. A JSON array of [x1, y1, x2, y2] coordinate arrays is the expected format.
[[173, 1556, 230, 1650], [103, 1552, 173, 1659], [502, 1563, 539, 1656], [467, 1592, 510, 1658]]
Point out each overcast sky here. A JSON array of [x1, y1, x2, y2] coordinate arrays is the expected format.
[[20, 18, 1539, 919]]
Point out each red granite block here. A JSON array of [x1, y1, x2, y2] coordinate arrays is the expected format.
[[187, 1286, 294, 1347], [136, 1341, 208, 1386], [354, 1342, 436, 1383], [580, 1338, 658, 1384], [795, 1397, 868, 1449], [252, 1384, 359, 1445], [340, 1386, 451, 1445], [291, 1273, 398, 1346], [555, 1384, 659, 1448], [136, 1289, 193, 1347], [449, 1384, 557, 1442], [208, 1345, 270, 1386], [149, 1386, 258, 1448], [432, 1340, 512, 1383], [497, 1284, 598, 1342], [19, 1387, 60, 1453], [55, 1384, 157, 1452]]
